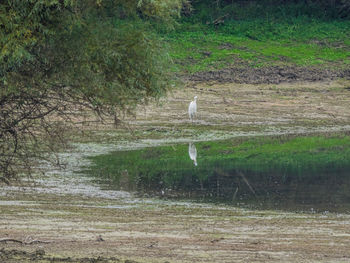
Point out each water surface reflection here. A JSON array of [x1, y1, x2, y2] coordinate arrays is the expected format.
[[188, 143, 197, 166], [87, 135, 350, 213]]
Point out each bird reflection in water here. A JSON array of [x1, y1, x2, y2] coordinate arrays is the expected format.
[[188, 142, 198, 166]]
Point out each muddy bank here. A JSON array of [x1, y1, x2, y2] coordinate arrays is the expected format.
[[0, 248, 128, 263], [1, 191, 350, 263], [2, 78, 350, 262], [189, 64, 350, 84]]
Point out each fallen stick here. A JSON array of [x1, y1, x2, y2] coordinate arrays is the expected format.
[[0, 238, 23, 244], [0, 238, 52, 245]]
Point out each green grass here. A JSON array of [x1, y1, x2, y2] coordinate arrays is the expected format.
[[164, 18, 350, 73], [86, 135, 350, 190]]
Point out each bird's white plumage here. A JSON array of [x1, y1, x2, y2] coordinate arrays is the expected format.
[[188, 96, 197, 121], [188, 142, 197, 166]]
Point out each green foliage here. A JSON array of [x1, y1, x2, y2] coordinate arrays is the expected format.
[[0, 0, 186, 181], [0, 0, 186, 109]]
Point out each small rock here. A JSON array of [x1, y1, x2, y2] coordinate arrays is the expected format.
[[201, 51, 212, 57], [96, 235, 104, 242]]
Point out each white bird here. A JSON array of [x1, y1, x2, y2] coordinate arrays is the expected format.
[[188, 96, 197, 121], [188, 142, 197, 166]]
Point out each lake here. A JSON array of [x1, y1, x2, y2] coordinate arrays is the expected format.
[[86, 135, 350, 213]]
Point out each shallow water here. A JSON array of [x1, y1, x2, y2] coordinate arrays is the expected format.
[[87, 136, 350, 213]]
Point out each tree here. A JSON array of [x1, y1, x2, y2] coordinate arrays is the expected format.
[[339, 0, 350, 17], [0, 0, 186, 183], [189, 0, 350, 20]]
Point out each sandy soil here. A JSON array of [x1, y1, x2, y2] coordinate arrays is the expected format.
[[1, 79, 350, 262]]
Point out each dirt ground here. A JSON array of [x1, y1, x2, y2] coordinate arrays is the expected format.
[[131, 79, 350, 135], [1, 194, 350, 263], [1, 76, 350, 262]]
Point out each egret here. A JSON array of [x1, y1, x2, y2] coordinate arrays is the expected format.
[[188, 142, 197, 166], [188, 96, 197, 121]]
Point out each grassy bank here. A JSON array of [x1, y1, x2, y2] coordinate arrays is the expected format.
[[164, 18, 350, 73]]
